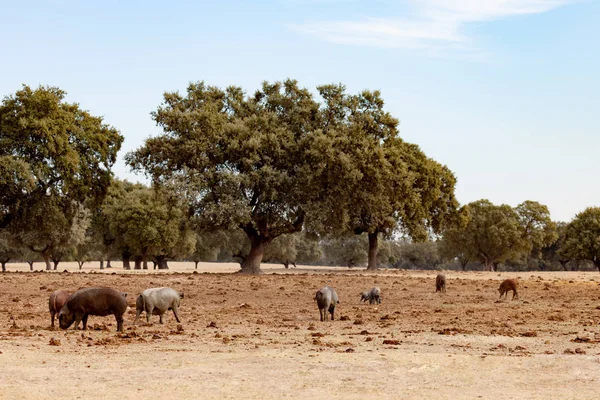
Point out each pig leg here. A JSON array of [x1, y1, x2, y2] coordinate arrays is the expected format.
[[329, 305, 335, 321], [159, 314, 164, 324], [72, 314, 83, 330], [172, 305, 181, 323], [115, 315, 124, 332], [146, 306, 153, 324], [50, 311, 55, 328], [82, 314, 89, 330]]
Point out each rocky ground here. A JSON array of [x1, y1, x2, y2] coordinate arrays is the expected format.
[[1, 262, 599, 399]]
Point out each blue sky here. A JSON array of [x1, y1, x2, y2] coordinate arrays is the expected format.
[[1, 0, 598, 222]]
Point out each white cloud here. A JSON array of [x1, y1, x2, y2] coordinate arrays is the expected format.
[[290, 0, 575, 51]]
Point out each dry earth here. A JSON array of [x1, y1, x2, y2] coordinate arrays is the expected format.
[[1, 262, 600, 399]]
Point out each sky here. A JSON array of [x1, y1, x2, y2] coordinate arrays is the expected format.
[[1, 0, 598, 222]]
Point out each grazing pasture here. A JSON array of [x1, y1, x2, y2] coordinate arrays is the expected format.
[[1, 262, 599, 399]]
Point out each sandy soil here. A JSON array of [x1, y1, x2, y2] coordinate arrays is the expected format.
[[1, 262, 600, 399]]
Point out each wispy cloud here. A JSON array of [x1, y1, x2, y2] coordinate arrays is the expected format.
[[290, 1, 575, 51]]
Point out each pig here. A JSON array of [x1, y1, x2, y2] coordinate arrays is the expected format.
[[498, 279, 518, 300], [134, 287, 184, 325], [436, 274, 446, 293], [315, 286, 339, 321], [360, 287, 381, 304], [58, 287, 128, 332], [48, 290, 70, 328], [360, 291, 370, 303]]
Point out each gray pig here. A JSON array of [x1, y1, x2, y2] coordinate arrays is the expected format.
[[315, 286, 339, 322], [58, 287, 128, 332], [134, 287, 184, 324], [360, 287, 381, 304]]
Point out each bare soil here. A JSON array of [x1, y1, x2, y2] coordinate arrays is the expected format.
[[1, 262, 600, 399]]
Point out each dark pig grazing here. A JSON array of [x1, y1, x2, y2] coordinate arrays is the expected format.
[[436, 274, 446, 293], [48, 290, 70, 328], [498, 279, 518, 300], [58, 287, 128, 332], [315, 286, 339, 321], [134, 287, 184, 324]]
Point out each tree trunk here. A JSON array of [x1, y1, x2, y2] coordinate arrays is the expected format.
[[0, 259, 7, 272], [483, 261, 493, 272], [559, 260, 569, 271], [42, 252, 52, 271], [283, 261, 289, 269], [100, 260, 104, 270], [78, 261, 84, 270], [122, 252, 131, 270], [240, 237, 266, 274], [134, 256, 142, 270], [594, 260, 600, 273], [107, 260, 112, 268], [366, 232, 378, 270], [492, 262, 499, 272], [194, 261, 199, 270], [459, 259, 468, 271], [28, 261, 34, 271], [142, 248, 149, 270], [156, 256, 169, 270]]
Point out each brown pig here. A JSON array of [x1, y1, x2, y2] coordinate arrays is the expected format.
[[58, 287, 128, 332], [498, 279, 518, 300], [49, 290, 71, 328]]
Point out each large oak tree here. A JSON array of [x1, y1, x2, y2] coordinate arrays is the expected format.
[[0, 85, 123, 269], [128, 80, 329, 274]]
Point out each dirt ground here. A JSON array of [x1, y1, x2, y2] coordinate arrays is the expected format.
[[1, 262, 600, 399]]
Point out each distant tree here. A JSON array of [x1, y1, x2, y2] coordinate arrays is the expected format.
[[0, 229, 18, 272], [536, 222, 570, 271], [440, 200, 556, 271], [312, 85, 459, 270], [17, 199, 90, 270], [321, 235, 368, 267], [560, 207, 600, 272], [0, 85, 123, 269], [263, 232, 322, 268], [105, 186, 194, 269], [439, 206, 472, 270], [399, 241, 441, 270]]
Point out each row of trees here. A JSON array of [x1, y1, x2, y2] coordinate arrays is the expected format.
[[2, 83, 599, 273]]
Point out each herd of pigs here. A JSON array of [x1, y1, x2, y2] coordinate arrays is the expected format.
[[47, 274, 520, 331]]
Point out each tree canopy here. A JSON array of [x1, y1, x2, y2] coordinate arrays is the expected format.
[[561, 207, 600, 272], [127, 79, 459, 274], [0, 85, 123, 269], [440, 199, 556, 271]]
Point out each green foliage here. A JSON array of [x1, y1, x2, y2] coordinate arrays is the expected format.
[[398, 241, 441, 269], [105, 186, 194, 267], [127, 80, 341, 273], [440, 199, 556, 271], [321, 235, 368, 267], [306, 85, 459, 269], [0, 85, 123, 268], [263, 232, 323, 266], [561, 207, 600, 271]]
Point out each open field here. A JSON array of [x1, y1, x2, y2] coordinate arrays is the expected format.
[[1, 262, 600, 399]]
